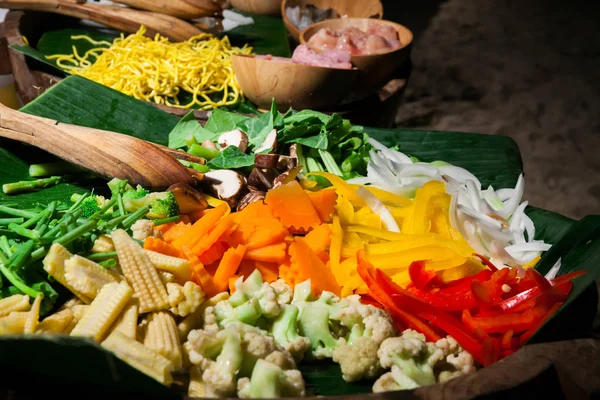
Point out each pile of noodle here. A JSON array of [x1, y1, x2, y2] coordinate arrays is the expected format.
[[46, 25, 253, 109]]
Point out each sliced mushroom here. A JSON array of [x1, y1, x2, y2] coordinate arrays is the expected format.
[[254, 129, 278, 153], [276, 156, 298, 173], [289, 143, 298, 159], [167, 182, 209, 214], [217, 129, 249, 153], [237, 188, 266, 211], [255, 154, 280, 169], [273, 166, 302, 189], [201, 140, 218, 151], [248, 167, 278, 192], [203, 170, 248, 208]]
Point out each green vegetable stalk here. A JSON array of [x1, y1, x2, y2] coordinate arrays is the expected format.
[[28, 161, 86, 178], [2, 176, 63, 195]]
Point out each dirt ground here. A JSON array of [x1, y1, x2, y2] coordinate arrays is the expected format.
[[384, 0, 600, 220]]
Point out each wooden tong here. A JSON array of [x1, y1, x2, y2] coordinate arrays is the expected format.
[[111, 0, 224, 19], [0, 103, 204, 190], [0, 0, 203, 41]]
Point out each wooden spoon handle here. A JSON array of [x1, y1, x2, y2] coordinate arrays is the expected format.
[[0, 0, 203, 41], [111, 0, 223, 19], [0, 103, 196, 190]]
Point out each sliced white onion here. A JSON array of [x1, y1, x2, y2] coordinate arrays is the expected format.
[[356, 187, 400, 233], [439, 165, 482, 189], [545, 259, 562, 280], [497, 174, 525, 219], [505, 242, 552, 253], [367, 137, 413, 164], [496, 188, 515, 201]]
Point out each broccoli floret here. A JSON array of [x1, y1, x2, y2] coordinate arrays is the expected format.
[[122, 185, 150, 203], [123, 190, 179, 219], [78, 195, 108, 218], [373, 330, 445, 392], [237, 358, 305, 398]]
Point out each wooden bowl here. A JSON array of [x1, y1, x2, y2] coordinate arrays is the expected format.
[[231, 54, 359, 112], [230, 0, 284, 17], [282, 0, 383, 43], [300, 17, 413, 89]]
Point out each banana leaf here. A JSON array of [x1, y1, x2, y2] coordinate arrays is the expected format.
[[0, 75, 598, 396]]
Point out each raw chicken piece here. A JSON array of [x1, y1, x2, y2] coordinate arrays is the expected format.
[[291, 45, 352, 69], [307, 28, 339, 51], [307, 23, 402, 56]]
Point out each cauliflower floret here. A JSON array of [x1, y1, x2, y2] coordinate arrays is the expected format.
[[333, 336, 380, 382], [237, 359, 305, 398], [335, 295, 396, 346], [270, 304, 311, 362], [158, 270, 175, 285], [167, 281, 205, 317], [373, 330, 445, 391], [255, 283, 282, 318], [269, 279, 293, 305], [435, 335, 476, 378], [91, 234, 114, 253], [130, 219, 157, 241], [265, 350, 297, 370], [185, 325, 243, 397]]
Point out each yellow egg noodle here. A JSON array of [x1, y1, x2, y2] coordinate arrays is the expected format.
[[46, 26, 253, 109]]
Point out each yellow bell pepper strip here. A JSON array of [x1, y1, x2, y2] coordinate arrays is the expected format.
[[329, 215, 345, 284], [307, 171, 366, 206], [348, 184, 412, 207], [334, 194, 355, 225], [366, 236, 473, 258], [402, 181, 447, 234]]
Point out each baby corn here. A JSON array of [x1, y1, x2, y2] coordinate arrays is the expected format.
[[110, 298, 139, 339], [143, 311, 183, 370], [111, 230, 169, 313], [64, 255, 121, 300], [102, 331, 174, 386], [43, 243, 92, 304], [36, 309, 75, 334], [0, 294, 31, 317], [145, 250, 192, 284], [23, 295, 42, 334], [71, 281, 133, 342]]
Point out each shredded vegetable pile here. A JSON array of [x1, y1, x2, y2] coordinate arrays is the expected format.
[[46, 26, 253, 109]]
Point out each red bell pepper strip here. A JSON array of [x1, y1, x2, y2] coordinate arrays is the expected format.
[[500, 330, 514, 349], [369, 266, 485, 365], [443, 269, 493, 292], [528, 268, 552, 290], [408, 261, 443, 290], [357, 252, 443, 342], [519, 302, 563, 344], [406, 286, 479, 311], [474, 253, 499, 272], [462, 307, 546, 334], [498, 270, 583, 312]]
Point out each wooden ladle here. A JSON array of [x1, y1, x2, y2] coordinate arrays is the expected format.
[[0, 0, 203, 41], [0, 103, 200, 190]]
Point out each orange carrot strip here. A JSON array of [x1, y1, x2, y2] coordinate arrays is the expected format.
[[198, 241, 229, 266], [181, 246, 218, 295], [244, 242, 287, 263], [264, 180, 321, 234], [191, 215, 236, 256], [229, 276, 240, 293], [307, 188, 338, 223], [213, 245, 247, 292], [154, 222, 176, 234], [255, 261, 279, 283], [245, 219, 289, 250], [178, 215, 191, 224], [163, 222, 191, 244], [237, 260, 257, 280], [303, 224, 332, 253], [188, 210, 206, 223], [173, 203, 228, 249], [143, 237, 184, 258], [288, 238, 341, 296]]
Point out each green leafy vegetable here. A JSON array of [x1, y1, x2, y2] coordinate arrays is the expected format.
[[237, 101, 284, 150], [207, 146, 255, 170], [224, 9, 291, 58], [168, 111, 219, 149], [204, 108, 250, 134]]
